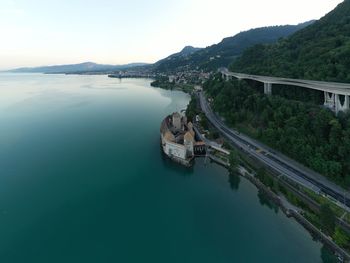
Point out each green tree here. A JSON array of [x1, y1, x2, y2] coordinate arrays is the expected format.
[[333, 226, 350, 248], [320, 204, 335, 235], [228, 149, 240, 175], [199, 113, 209, 130], [320, 245, 338, 263], [186, 95, 198, 122]]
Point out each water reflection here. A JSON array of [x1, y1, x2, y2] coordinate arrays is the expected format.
[[228, 172, 241, 191], [160, 148, 194, 176], [321, 245, 338, 263], [257, 190, 279, 214]]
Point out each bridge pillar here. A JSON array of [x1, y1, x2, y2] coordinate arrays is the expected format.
[[335, 94, 350, 114], [324, 92, 336, 111], [222, 73, 230, 81], [264, 83, 272, 95]]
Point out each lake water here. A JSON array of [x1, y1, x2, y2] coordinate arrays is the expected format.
[[0, 74, 334, 262]]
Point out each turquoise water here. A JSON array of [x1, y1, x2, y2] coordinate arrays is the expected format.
[[0, 74, 332, 262]]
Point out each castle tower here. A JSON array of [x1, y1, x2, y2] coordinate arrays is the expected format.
[[184, 131, 195, 157]]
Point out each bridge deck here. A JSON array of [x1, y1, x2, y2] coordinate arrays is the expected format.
[[221, 69, 350, 96]]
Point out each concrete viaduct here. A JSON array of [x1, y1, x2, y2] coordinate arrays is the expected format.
[[220, 68, 350, 114]]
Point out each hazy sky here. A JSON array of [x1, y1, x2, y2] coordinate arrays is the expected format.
[[0, 0, 344, 69]]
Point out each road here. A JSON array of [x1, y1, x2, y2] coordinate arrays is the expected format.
[[199, 91, 350, 210]]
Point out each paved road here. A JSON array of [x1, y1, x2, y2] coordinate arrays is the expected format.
[[220, 68, 350, 96], [199, 91, 350, 210]]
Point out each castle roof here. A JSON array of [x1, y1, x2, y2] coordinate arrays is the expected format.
[[164, 131, 175, 142], [187, 122, 193, 130], [184, 131, 195, 142]]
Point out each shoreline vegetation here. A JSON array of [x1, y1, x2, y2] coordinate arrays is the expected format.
[[157, 76, 350, 261], [151, 77, 194, 93]]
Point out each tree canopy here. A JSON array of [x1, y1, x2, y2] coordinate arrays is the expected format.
[[230, 1, 350, 83], [204, 76, 350, 186]]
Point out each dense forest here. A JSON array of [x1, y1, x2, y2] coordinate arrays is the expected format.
[[204, 76, 350, 186], [153, 22, 313, 73], [230, 0, 350, 82]]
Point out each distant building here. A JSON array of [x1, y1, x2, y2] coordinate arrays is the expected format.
[[194, 85, 202, 92], [168, 75, 176, 83]]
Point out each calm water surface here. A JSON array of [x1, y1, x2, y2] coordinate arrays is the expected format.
[[0, 74, 335, 262]]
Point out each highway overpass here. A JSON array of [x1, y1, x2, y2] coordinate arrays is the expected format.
[[220, 68, 350, 114]]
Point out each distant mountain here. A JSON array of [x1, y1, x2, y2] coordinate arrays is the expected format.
[[153, 21, 314, 73], [153, 46, 202, 72], [230, 1, 350, 82], [179, 46, 202, 56], [7, 62, 149, 74]]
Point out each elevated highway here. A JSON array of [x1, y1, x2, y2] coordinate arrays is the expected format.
[[220, 68, 350, 113]]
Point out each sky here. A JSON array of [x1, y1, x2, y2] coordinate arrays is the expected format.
[[0, 0, 344, 70]]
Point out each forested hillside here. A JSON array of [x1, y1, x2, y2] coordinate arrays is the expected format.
[[153, 22, 313, 73], [230, 0, 350, 82], [204, 76, 350, 186]]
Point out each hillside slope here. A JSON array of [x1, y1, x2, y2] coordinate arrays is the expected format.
[[154, 21, 314, 73], [153, 46, 202, 72], [230, 0, 350, 82]]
